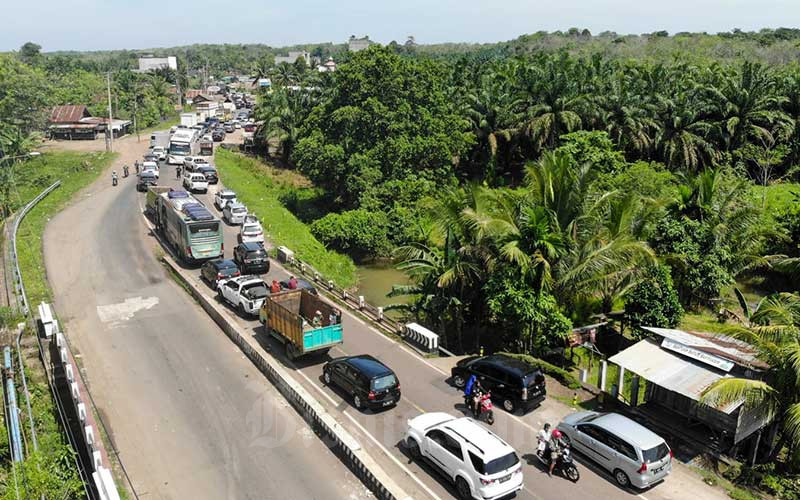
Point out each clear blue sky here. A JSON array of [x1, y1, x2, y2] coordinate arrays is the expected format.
[[2, 0, 798, 52]]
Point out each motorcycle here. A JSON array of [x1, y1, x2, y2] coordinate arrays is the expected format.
[[112, 174, 118, 186], [464, 390, 495, 425], [537, 441, 580, 482]]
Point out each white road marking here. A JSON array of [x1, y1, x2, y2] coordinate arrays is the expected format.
[[96, 296, 159, 325], [294, 368, 443, 500]]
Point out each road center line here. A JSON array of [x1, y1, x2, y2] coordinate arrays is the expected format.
[[294, 368, 442, 500]]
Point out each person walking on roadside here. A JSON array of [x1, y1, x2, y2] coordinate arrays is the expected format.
[[176, 164, 182, 179]]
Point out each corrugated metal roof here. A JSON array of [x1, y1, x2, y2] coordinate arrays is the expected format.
[[49, 105, 90, 123], [641, 327, 767, 370], [609, 338, 742, 414]]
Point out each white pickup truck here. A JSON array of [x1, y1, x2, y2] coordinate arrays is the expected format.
[[217, 275, 269, 316]]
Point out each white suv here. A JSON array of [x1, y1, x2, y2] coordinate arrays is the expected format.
[[183, 172, 209, 193], [405, 413, 523, 500]]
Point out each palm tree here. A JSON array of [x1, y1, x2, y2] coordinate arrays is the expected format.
[[701, 292, 800, 462], [595, 73, 658, 157], [654, 94, 718, 172], [271, 63, 295, 88], [516, 55, 586, 151], [703, 61, 791, 152]]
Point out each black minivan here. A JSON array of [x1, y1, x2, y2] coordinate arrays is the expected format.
[[323, 355, 401, 411], [233, 242, 269, 275], [451, 354, 546, 414]]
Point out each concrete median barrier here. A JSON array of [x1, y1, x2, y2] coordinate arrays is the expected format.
[[162, 255, 412, 500]]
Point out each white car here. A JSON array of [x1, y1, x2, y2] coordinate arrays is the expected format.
[[405, 413, 523, 500], [151, 146, 167, 161], [142, 161, 159, 178], [214, 189, 237, 210], [223, 202, 248, 225], [217, 275, 268, 316], [184, 156, 209, 172], [183, 172, 209, 193], [239, 218, 264, 244]]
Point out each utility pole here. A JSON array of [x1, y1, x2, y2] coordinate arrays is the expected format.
[[106, 72, 114, 152], [133, 88, 139, 143]]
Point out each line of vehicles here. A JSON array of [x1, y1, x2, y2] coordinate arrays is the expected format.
[[134, 131, 675, 500]]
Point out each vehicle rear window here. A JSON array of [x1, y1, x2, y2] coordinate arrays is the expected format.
[[248, 249, 266, 258], [233, 207, 247, 214], [189, 222, 219, 236], [643, 443, 669, 463], [371, 374, 397, 391], [484, 452, 519, 475]]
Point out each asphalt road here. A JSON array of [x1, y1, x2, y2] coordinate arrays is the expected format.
[[43, 133, 367, 500], [158, 145, 728, 500]]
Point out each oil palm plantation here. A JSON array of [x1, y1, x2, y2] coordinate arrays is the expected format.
[[701, 292, 800, 462], [654, 94, 718, 172]]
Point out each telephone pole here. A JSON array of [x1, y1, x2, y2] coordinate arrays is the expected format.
[[106, 72, 114, 152]]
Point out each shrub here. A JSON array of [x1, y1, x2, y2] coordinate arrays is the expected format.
[[499, 352, 583, 390], [310, 209, 392, 261]]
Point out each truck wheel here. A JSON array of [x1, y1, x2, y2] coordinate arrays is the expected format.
[[285, 342, 296, 361], [323, 370, 331, 385], [452, 375, 466, 388]]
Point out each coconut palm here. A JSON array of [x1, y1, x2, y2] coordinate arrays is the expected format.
[[701, 292, 800, 462]]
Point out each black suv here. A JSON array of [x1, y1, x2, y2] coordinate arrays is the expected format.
[[451, 354, 546, 413], [233, 242, 269, 274], [323, 355, 401, 411], [197, 165, 218, 184], [200, 258, 240, 289]]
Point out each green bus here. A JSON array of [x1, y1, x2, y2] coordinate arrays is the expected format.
[[151, 188, 223, 263]]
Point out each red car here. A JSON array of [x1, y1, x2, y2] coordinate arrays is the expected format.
[[243, 123, 256, 133]]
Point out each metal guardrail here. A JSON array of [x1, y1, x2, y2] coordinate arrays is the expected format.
[[275, 253, 455, 356]]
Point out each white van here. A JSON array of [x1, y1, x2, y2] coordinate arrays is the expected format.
[[182, 172, 209, 193], [149, 134, 157, 147]]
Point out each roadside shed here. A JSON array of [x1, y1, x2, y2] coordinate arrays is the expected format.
[[609, 327, 770, 454], [48, 105, 131, 140]]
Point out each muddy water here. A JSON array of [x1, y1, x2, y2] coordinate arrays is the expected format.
[[355, 263, 411, 310]]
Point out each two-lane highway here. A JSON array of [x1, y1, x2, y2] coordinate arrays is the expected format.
[[43, 134, 368, 500], [155, 146, 727, 500]]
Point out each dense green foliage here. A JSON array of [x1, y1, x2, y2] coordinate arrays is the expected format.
[[624, 265, 684, 330], [310, 209, 392, 261]]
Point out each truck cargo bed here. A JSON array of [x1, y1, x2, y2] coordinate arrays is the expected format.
[[260, 289, 343, 359]]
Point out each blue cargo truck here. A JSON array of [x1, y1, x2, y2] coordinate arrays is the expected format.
[[259, 289, 343, 360]]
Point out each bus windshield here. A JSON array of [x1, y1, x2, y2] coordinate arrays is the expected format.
[[169, 142, 191, 155], [188, 222, 220, 239]]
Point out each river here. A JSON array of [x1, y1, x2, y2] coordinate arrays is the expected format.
[[355, 263, 411, 312]]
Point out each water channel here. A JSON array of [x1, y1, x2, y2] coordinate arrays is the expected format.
[[355, 263, 411, 312]]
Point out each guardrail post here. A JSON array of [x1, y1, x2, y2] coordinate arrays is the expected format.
[[314, 272, 320, 282], [358, 295, 365, 310], [342, 289, 348, 301], [327, 280, 334, 290], [299, 262, 306, 273], [376, 307, 383, 321], [599, 361, 608, 392]]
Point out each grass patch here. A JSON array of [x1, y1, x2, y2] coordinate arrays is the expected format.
[[751, 181, 799, 213], [2, 150, 116, 499], [14, 151, 115, 307], [214, 148, 357, 287]]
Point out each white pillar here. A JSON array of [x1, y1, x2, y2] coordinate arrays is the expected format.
[[600, 361, 608, 392], [618, 366, 626, 400]]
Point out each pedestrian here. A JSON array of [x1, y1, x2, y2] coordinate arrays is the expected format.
[[270, 280, 280, 294], [312, 310, 323, 327], [329, 310, 337, 326], [134, 160, 139, 173], [176, 165, 182, 179], [287, 276, 298, 289]]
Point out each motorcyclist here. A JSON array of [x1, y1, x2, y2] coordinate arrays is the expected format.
[[537, 423, 552, 454], [470, 379, 485, 417], [123, 164, 129, 177], [548, 429, 564, 476]]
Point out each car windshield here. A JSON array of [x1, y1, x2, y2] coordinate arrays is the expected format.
[[484, 452, 519, 475], [643, 443, 669, 463], [242, 283, 268, 299], [371, 374, 397, 391]]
